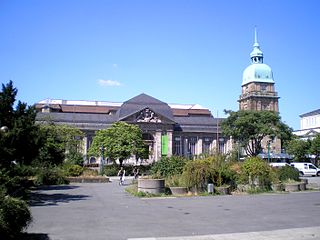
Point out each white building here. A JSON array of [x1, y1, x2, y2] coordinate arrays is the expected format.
[[293, 109, 320, 140]]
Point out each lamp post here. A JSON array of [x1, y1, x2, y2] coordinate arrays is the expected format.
[[267, 140, 271, 163], [99, 144, 105, 175]]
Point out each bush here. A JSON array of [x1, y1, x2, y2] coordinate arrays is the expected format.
[[182, 158, 210, 191], [278, 165, 300, 182], [103, 164, 119, 176], [240, 157, 272, 190], [0, 188, 32, 239], [65, 152, 84, 166], [34, 166, 69, 185], [63, 164, 84, 177], [151, 156, 188, 178]]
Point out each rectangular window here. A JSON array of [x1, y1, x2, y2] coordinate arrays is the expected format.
[[189, 137, 197, 156], [203, 137, 212, 154], [173, 136, 181, 155]]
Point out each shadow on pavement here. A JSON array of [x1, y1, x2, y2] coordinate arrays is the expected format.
[[21, 233, 51, 240], [29, 186, 90, 207], [33, 185, 80, 191]]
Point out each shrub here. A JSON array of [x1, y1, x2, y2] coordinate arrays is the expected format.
[[63, 164, 84, 177], [103, 164, 119, 176], [278, 165, 300, 182], [182, 158, 210, 191], [65, 152, 84, 166], [34, 166, 69, 185], [82, 168, 98, 176], [0, 188, 32, 239], [151, 156, 188, 178], [240, 157, 272, 190]]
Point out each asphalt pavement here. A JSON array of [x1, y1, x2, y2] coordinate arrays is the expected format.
[[26, 177, 320, 240]]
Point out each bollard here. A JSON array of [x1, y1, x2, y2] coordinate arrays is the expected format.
[[208, 183, 214, 194]]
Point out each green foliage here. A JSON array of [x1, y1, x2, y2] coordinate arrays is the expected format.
[[88, 122, 148, 166], [277, 165, 300, 182], [103, 164, 119, 176], [221, 110, 292, 157], [34, 166, 69, 185], [0, 188, 32, 239], [310, 134, 320, 164], [63, 164, 84, 177], [151, 156, 187, 178], [65, 151, 84, 166], [0, 81, 40, 168], [165, 174, 186, 187], [240, 157, 272, 190], [37, 124, 84, 165], [286, 138, 311, 162], [182, 158, 211, 191]]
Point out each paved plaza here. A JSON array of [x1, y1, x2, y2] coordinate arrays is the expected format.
[[26, 178, 320, 240]]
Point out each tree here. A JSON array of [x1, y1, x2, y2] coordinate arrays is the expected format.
[[36, 124, 84, 165], [221, 110, 292, 157], [310, 134, 320, 165], [286, 138, 311, 162], [88, 122, 148, 167], [0, 81, 39, 168]]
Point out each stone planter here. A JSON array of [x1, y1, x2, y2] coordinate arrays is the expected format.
[[216, 186, 231, 195], [169, 187, 188, 195], [284, 182, 300, 192], [271, 183, 283, 192], [299, 182, 307, 191], [138, 178, 165, 194]]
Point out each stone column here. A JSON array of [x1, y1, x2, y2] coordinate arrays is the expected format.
[[197, 137, 203, 155], [155, 131, 162, 162]]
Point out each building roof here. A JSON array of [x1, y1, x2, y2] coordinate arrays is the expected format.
[[300, 109, 320, 117], [117, 93, 175, 121]]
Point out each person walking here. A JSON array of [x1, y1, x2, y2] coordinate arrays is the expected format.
[[132, 166, 139, 179], [117, 167, 125, 185]]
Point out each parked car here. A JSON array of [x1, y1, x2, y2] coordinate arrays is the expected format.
[[290, 162, 320, 176]]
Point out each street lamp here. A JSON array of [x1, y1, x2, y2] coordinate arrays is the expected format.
[[99, 144, 105, 175], [267, 140, 271, 163], [0, 126, 8, 133]]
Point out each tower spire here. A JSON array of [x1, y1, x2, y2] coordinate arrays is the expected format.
[[250, 27, 263, 63]]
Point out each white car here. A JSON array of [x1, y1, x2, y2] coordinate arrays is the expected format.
[[290, 162, 320, 177], [269, 162, 289, 168]]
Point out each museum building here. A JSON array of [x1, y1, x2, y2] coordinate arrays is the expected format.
[[35, 93, 231, 162]]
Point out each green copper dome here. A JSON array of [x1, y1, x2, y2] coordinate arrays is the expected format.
[[242, 28, 274, 86]]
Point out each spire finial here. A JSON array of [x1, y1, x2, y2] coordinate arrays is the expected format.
[[254, 26, 259, 47]]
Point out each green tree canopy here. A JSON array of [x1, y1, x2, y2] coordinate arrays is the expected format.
[[36, 124, 84, 165], [286, 138, 311, 162], [221, 110, 292, 157], [88, 122, 148, 166], [0, 81, 39, 167], [310, 134, 320, 163]]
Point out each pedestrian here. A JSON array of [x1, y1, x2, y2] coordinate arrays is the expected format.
[[117, 167, 125, 185], [132, 166, 139, 179]]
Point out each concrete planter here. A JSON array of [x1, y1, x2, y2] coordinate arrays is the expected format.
[[299, 182, 307, 191], [284, 182, 300, 192], [138, 178, 165, 194], [216, 186, 231, 195], [169, 187, 188, 195], [271, 183, 283, 192]]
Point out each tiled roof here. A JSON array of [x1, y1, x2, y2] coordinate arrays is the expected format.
[[300, 109, 320, 117]]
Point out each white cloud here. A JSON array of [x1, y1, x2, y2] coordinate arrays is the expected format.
[[98, 79, 122, 87], [112, 63, 118, 68]]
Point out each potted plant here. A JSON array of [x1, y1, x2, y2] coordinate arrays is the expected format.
[[166, 175, 188, 195]]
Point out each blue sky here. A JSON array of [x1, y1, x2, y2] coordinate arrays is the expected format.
[[1, 0, 319, 130]]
